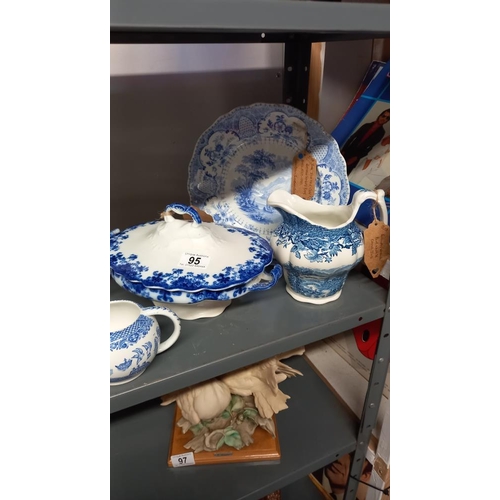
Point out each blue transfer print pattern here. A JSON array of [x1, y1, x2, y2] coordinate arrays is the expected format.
[[110, 264, 283, 304], [186, 103, 349, 238], [112, 362, 151, 383], [273, 211, 363, 263], [110, 315, 153, 351], [232, 149, 290, 225], [110, 222, 273, 291], [110, 315, 158, 383], [143, 341, 153, 360], [318, 173, 340, 203], [284, 261, 363, 299]]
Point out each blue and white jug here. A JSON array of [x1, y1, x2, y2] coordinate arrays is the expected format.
[[267, 189, 388, 304], [110, 300, 181, 385]]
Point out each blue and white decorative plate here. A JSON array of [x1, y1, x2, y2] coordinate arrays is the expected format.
[[110, 203, 275, 293], [187, 103, 349, 240]]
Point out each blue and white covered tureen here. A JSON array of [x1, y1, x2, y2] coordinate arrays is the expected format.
[[110, 203, 282, 319]]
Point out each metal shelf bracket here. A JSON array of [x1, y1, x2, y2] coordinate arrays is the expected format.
[[344, 289, 390, 500], [283, 40, 311, 113]]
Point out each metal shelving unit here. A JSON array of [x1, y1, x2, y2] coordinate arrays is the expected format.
[[110, 271, 386, 413], [110, 2, 390, 499], [111, 357, 358, 500]]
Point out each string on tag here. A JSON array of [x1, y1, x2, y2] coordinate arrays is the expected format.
[[371, 201, 379, 225], [363, 195, 390, 279]]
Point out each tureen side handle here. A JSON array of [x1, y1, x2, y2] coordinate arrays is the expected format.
[[246, 263, 283, 292]]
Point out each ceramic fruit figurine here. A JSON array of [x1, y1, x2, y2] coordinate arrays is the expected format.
[[161, 349, 305, 453], [219, 349, 304, 419], [160, 348, 304, 423], [161, 379, 232, 425], [267, 188, 388, 304], [178, 395, 277, 453]]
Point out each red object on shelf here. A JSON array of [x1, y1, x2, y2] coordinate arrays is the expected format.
[[352, 318, 383, 360]]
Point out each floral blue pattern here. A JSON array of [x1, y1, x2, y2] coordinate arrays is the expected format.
[[273, 212, 363, 263], [110, 264, 282, 304], [187, 103, 349, 239], [110, 222, 274, 291]]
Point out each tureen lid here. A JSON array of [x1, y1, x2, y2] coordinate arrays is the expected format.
[[110, 204, 274, 292]]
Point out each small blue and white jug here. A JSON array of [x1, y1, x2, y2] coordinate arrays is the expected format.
[[110, 300, 181, 385], [267, 188, 388, 305]]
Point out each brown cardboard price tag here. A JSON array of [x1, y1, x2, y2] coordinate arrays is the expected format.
[[292, 151, 317, 200], [363, 216, 390, 279]]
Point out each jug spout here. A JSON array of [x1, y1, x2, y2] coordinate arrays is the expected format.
[[268, 188, 387, 229], [267, 189, 302, 218]]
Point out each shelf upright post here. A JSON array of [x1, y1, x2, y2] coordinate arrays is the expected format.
[[282, 39, 311, 113], [344, 289, 390, 500]]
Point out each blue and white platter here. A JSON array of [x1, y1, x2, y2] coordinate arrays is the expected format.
[[187, 103, 350, 240]]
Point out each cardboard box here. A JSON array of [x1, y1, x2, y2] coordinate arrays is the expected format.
[[323, 325, 390, 399]]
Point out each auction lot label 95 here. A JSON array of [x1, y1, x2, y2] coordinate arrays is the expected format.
[[178, 252, 211, 269]]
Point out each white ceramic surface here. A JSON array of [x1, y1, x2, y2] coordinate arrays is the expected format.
[[268, 189, 388, 304], [110, 203, 274, 292], [110, 300, 181, 385], [151, 299, 232, 320], [187, 103, 350, 240]]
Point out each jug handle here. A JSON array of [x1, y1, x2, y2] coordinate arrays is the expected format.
[[354, 189, 388, 225], [373, 189, 389, 225], [141, 307, 181, 353]]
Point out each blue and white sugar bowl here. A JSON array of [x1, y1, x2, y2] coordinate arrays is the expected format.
[[110, 300, 181, 385]]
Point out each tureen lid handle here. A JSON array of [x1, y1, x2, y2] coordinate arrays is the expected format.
[[162, 203, 203, 226]]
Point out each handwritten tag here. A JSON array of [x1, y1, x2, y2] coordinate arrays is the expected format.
[[292, 151, 317, 200], [363, 218, 390, 279], [171, 452, 195, 468]]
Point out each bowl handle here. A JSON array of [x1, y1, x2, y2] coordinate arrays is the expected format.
[[246, 263, 283, 292]]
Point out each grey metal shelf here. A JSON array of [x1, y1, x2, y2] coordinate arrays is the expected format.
[[281, 475, 325, 500], [110, 2, 390, 498], [111, 0, 389, 34], [110, 0, 390, 43], [110, 270, 386, 413], [110, 356, 357, 500]]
